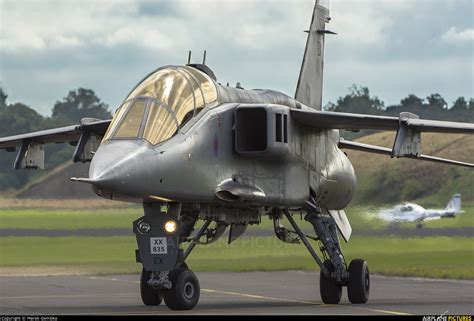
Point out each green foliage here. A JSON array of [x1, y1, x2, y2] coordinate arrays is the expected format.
[[452, 97, 468, 111], [386, 93, 473, 122], [350, 132, 474, 205], [326, 85, 473, 126], [0, 103, 46, 190], [0, 103, 44, 136], [401, 179, 425, 201], [0, 86, 110, 191], [0, 86, 7, 109], [400, 94, 424, 109], [327, 85, 384, 115], [52, 88, 111, 123]]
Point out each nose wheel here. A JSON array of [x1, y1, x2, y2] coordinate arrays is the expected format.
[[140, 268, 163, 306], [163, 267, 200, 310]]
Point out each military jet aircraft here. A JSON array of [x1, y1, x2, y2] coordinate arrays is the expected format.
[[378, 194, 462, 226], [1, 0, 473, 311]]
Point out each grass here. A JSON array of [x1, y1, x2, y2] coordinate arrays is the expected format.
[[0, 208, 142, 230], [0, 204, 471, 279], [0, 236, 472, 279], [349, 132, 474, 205], [0, 198, 138, 209], [0, 205, 472, 231]]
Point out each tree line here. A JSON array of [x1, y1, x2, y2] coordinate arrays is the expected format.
[[0, 87, 111, 192], [0, 85, 472, 192], [325, 85, 473, 139]]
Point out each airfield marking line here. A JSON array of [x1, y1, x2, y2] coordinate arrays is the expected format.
[[85, 276, 412, 315], [343, 306, 412, 316], [87, 276, 320, 305], [0, 293, 137, 300], [201, 288, 320, 305], [88, 276, 132, 283]]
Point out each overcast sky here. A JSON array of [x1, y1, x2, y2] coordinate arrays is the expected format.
[[0, 0, 473, 116]]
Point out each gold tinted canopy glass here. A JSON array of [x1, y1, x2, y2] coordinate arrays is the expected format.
[[114, 100, 146, 138], [103, 66, 218, 145]]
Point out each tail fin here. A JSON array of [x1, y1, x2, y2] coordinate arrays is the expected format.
[[445, 194, 461, 213], [295, 0, 332, 110]]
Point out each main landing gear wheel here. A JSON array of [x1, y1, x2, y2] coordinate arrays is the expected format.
[[163, 268, 200, 310], [319, 260, 342, 304], [140, 268, 163, 306], [347, 259, 370, 304]]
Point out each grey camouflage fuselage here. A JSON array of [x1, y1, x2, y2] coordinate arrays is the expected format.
[[90, 81, 356, 212]]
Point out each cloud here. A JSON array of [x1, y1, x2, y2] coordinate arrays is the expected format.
[[441, 27, 474, 44], [324, 57, 473, 106], [0, 0, 312, 53], [0, 0, 472, 116], [328, 0, 416, 47]]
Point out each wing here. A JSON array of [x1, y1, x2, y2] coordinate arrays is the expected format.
[[0, 119, 110, 150], [291, 109, 474, 166], [339, 139, 474, 168], [0, 125, 81, 151], [291, 109, 474, 133], [0, 118, 111, 169]]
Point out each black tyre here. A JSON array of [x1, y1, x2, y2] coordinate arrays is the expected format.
[[347, 259, 370, 304], [163, 268, 200, 310], [140, 268, 163, 306], [319, 261, 342, 304]]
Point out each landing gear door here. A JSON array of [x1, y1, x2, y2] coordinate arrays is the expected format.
[[325, 209, 352, 242], [133, 214, 180, 271]]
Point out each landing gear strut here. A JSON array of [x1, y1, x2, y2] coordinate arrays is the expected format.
[[134, 203, 209, 310], [283, 199, 370, 304]]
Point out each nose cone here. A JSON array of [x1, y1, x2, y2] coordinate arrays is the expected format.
[[89, 140, 156, 198]]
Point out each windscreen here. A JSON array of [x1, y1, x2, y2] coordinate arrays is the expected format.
[[102, 66, 218, 145]]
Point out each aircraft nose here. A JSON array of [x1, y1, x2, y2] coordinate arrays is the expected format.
[[88, 141, 154, 194]]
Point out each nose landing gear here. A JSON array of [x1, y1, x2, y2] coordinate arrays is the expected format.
[[135, 203, 208, 310]]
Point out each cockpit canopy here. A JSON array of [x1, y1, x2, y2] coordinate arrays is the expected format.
[[103, 66, 218, 145]]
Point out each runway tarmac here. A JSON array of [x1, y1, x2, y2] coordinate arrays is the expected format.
[[1, 271, 473, 315]]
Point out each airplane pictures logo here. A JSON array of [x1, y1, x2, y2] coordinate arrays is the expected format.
[[423, 315, 472, 321]]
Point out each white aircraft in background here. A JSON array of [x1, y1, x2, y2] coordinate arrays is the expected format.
[[378, 194, 462, 226]]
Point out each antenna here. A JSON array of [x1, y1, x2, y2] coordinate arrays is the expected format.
[[202, 50, 207, 65], [187, 51, 192, 64]]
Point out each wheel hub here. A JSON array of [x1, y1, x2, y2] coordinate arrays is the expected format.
[[365, 270, 370, 291], [183, 281, 195, 299]]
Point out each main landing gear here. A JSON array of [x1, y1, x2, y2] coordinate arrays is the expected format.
[[281, 199, 370, 304]]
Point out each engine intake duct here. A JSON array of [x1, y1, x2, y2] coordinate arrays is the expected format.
[[234, 104, 291, 158]]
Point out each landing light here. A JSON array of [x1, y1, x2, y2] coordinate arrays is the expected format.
[[164, 220, 178, 234]]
